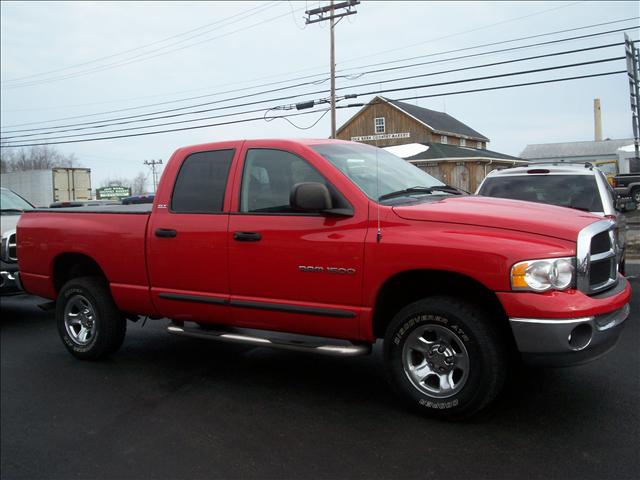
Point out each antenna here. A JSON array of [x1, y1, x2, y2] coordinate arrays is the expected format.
[[374, 95, 382, 243]]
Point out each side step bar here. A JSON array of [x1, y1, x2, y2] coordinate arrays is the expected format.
[[166, 324, 371, 357]]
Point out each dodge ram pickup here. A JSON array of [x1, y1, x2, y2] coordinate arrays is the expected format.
[[17, 139, 632, 419]]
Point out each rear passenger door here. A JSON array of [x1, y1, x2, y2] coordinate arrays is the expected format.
[[147, 146, 237, 324]]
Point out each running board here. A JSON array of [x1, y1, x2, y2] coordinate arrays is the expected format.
[[166, 324, 371, 356]]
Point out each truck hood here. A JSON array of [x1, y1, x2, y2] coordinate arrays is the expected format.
[[392, 196, 600, 241]]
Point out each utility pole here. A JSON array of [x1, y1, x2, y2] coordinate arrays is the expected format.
[[305, 0, 360, 138], [330, 3, 336, 138], [624, 34, 640, 160], [143, 159, 163, 194]]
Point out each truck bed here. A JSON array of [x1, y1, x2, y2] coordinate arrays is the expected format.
[[18, 207, 153, 312], [33, 204, 152, 214]]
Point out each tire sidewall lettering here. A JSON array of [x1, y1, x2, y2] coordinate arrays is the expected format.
[[387, 304, 485, 414]]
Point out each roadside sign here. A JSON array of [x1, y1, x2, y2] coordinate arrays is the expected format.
[[96, 186, 131, 200]]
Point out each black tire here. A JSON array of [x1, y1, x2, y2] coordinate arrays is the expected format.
[[384, 296, 507, 420], [631, 187, 640, 205], [56, 276, 126, 360]]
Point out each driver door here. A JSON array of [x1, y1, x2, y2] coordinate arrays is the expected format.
[[227, 143, 368, 339]]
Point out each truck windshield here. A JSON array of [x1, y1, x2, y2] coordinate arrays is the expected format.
[[0, 189, 34, 213], [479, 175, 604, 212], [311, 143, 445, 203]]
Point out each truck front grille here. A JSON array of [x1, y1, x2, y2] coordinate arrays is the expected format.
[[1, 230, 17, 263], [590, 231, 610, 255], [577, 220, 617, 295]]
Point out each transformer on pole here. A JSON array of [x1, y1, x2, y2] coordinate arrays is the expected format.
[[143, 159, 163, 194]]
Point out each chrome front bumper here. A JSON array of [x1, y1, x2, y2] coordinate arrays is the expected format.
[[509, 304, 630, 366]]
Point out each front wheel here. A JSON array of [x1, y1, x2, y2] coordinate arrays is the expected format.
[[384, 296, 507, 419], [56, 276, 126, 360]]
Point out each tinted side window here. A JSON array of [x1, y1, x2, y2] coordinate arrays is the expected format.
[[240, 149, 347, 214], [171, 149, 234, 213]]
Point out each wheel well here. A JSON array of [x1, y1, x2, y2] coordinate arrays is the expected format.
[[53, 253, 106, 292], [372, 270, 510, 339]]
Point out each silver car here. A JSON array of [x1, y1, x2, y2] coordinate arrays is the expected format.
[[1, 187, 34, 295], [476, 163, 628, 273]]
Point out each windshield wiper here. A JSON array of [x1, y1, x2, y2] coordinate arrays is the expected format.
[[379, 185, 463, 201], [0, 208, 25, 214], [567, 205, 591, 212]]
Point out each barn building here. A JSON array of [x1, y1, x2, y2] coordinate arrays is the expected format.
[[336, 96, 489, 149], [337, 96, 523, 192], [384, 143, 523, 193]]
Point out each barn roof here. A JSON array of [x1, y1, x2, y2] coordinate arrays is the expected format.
[[336, 96, 490, 141], [385, 142, 522, 162]]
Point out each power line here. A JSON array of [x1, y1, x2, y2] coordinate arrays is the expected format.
[[1, 0, 578, 89], [0, 14, 628, 117], [0, 108, 332, 148], [353, 56, 625, 101], [349, 70, 628, 108], [3, 32, 636, 139], [0, 50, 629, 141], [1, 71, 624, 148], [2, 18, 636, 129], [1, 4, 306, 90], [1, 61, 626, 146], [334, 1, 586, 67], [0, 2, 280, 84], [354, 28, 638, 78], [1, 45, 628, 140], [0, 79, 329, 135]]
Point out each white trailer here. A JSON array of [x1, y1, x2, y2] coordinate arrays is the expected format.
[[2, 168, 92, 207], [616, 144, 640, 174]]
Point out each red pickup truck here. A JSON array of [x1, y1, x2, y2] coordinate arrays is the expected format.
[[17, 139, 631, 418]]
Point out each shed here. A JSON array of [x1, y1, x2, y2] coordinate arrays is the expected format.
[[384, 142, 525, 193]]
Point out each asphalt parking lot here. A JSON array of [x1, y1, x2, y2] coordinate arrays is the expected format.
[[1, 266, 638, 480]]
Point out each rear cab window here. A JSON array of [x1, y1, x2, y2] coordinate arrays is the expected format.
[[171, 149, 235, 213]]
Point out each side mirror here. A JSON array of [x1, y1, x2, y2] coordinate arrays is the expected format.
[[290, 182, 332, 212]]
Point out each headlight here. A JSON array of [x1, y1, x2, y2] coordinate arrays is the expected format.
[[511, 257, 575, 292]]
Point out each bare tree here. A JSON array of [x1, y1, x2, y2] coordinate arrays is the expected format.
[[0, 146, 78, 172], [101, 176, 130, 188], [131, 172, 148, 195]]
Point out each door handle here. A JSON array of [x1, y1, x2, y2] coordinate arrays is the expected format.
[[233, 231, 262, 242], [155, 228, 177, 238]]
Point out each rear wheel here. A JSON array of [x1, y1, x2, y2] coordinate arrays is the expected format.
[[384, 296, 507, 419], [56, 276, 126, 360], [632, 187, 640, 205]]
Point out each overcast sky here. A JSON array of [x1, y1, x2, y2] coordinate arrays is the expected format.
[[1, 1, 639, 191]]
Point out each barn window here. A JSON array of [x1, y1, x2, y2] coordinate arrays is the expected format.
[[460, 138, 466, 147], [477, 141, 483, 149], [374, 117, 385, 134], [440, 135, 448, 144]]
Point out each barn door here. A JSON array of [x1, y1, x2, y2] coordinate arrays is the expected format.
[[451, 164, 470, 192]]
